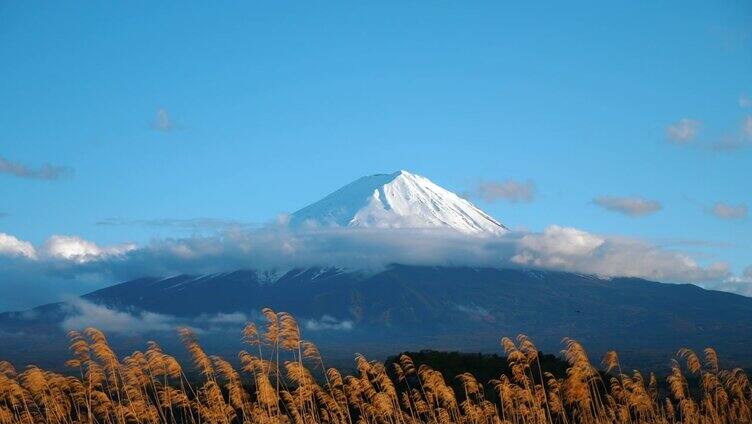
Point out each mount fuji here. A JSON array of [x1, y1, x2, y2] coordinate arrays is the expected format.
[[289, 170, 506, 235], [3, 171, 752, 369]]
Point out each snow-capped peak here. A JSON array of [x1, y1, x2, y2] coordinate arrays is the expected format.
[[290, 170, 507, 235]]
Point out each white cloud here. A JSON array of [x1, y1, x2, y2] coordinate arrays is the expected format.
[[42, 235, 136, 263], [304, 315, 354, 331], [20, 226, 740, 285], [593, 196, 662, 217], [724, 265, 752, 285], [511, 225, 728, 282], [709, 203, 748, 220], [0, 233, 37, 259], [0, 222, 742, 309], [0, 233, 136, 263], [666, 118, 701, 143], [475, 179, 536, 203], [512, 226, 604, 268], [709, 266, 752, 297]]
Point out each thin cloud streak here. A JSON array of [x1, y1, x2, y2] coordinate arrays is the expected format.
[[97, 217, 258, 231], [474, 179, 536, 203], [666, 118, 701, 144], [593, 196, 662, 217], [709, 203, 748, 220], [0, 155, 73, 180]]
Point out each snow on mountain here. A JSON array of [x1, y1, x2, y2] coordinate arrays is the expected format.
[[290, 170, 507, 235]]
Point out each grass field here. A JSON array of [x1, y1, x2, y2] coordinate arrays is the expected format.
[[0, 307, 750, 424]]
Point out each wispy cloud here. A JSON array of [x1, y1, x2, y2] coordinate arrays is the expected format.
[[455, 304, 494, 321], [198, 312, 249, 324], [152, 108, 173, 132], [710, 265, 752, 297], [0, 155, 73, 180], [740, 94, 752, 109], [474, 179, 536, 203], [593, 196, 662, 217], [668, 98, 752, 151], [710, 115, 752, 151], [709, 202, 748, 220], [666, 118, 701, 144]]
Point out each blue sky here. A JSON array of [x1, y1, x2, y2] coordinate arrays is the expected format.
[[1, 1, 751, 308]]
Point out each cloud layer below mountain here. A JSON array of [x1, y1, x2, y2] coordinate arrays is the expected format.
[[59, 298, 254, 334], [0, 222, 746, 310]]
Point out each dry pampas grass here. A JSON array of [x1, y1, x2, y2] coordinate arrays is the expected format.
[[0, 307, 750, 424]]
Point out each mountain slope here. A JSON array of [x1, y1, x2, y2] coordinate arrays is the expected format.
[[3, 266, 752, 369], [290, 171, 506, 234]]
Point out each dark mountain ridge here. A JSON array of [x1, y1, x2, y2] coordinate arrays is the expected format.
[[2, 265, 752, 370]]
